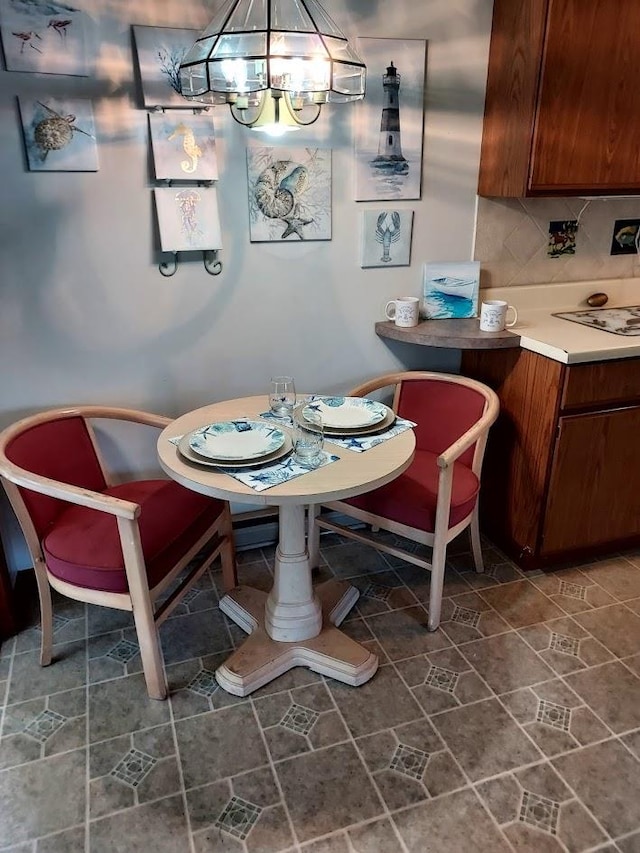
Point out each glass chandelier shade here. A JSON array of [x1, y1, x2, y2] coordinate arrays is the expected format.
[[179, 0, 366, 128]]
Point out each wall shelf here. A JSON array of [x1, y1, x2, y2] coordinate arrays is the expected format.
[[375, 320, 521, 350]]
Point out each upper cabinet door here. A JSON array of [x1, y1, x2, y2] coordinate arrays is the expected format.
[[478, 0, 640, 197], [530, 0, 640, 194]]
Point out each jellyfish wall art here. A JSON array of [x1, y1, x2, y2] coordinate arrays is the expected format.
[[154, 186, 222, 253]]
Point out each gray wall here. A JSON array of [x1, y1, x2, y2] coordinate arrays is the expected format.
[[0, 0, 494, 569]]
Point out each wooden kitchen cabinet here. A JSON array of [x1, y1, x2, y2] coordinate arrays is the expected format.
[[478, 0, 640, 197], [461, 348, 640, 569]]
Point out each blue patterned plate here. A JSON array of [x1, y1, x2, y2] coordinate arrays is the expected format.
[[188, 420, 286, 461], [303, 397, 388, 429]]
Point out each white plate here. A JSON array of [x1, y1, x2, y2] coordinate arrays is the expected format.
[[323, 409, 396, 436], [304, 397, 388, 429], [188, 420, 286, 461], [179, 434, 292, 469]]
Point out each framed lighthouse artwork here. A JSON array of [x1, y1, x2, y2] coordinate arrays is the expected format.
[[354, 38, 427, 201]]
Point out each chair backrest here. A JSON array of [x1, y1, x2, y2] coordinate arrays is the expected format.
[[1, 414, 106, 540], [350, 371, 496, 470], [396, 378, 487, 466]]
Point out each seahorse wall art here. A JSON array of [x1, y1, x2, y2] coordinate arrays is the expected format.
[[149, 112, 218, 181], [246, 146, 332, 243]]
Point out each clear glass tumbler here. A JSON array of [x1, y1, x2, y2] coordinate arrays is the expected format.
[[292, 402, 324, 465], [269, 376, 296, 418]]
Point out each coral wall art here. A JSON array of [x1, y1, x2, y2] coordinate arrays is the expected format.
[[0, 0, 89, 75], [19, 96, 98, 171], [354, 38, 427, 202], [246, 146, 332, 242], [133, 25, 199, 108], [361, 209, 413, 268], [154, 186, 222, 252], [149, 112, 218, 181]]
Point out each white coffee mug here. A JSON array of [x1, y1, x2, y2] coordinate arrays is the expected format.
[[385, 296, 420, 328], [479, 300, 518, 332]]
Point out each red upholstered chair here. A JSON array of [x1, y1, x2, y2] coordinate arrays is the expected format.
[[0, 406, 237, 699], [309, 372, 499, 631]]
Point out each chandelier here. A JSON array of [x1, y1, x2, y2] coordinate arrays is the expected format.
[[179, 0, 366, 135]]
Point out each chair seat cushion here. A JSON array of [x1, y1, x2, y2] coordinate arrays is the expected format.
[[346, 449, 479, 533], [43, 480, 225, 594]]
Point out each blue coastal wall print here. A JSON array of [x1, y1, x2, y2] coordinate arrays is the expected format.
[[0, 0, 89, 75], [361, 209, 413, 268], [133, 25, 199, 108], [246, 146, 332, 242], [354, 38, 427, 202], [149, 112, 218, 181], [422, 261, 480, 319], [154, 186, 222, 252], [19, 96, 97, 171]]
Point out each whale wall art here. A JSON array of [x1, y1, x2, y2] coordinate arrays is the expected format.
[[246, 146, 332, 242]]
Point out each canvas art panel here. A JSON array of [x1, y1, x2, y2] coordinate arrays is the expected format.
[[355, 37, 427, 202], [19, 96, 98, 171], [133, 25, 200, 108], [246, 146, 332, 242], [361, 209, 413, 268], [422, 261, 480, 319], [154, 186, 222, 252], [0, 0, 89, 75], [149, 112, 218, 181]]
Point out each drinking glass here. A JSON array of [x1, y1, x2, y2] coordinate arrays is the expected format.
[[269, 376, 296, 417], [292, 402, 324, 465]]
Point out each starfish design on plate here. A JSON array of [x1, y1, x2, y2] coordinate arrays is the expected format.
[[281, 204, 313, 240]]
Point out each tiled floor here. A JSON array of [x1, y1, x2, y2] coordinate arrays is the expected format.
[[1, 533, 640, 852]]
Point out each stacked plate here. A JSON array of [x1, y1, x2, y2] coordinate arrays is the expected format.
[[303, 397, 395, 437], [178, 420, 291, 469]]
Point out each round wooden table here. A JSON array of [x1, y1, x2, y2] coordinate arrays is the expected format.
[[157, 395, 415, 696]]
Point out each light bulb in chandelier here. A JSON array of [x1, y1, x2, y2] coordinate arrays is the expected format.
[[178, 0, 366, 134]]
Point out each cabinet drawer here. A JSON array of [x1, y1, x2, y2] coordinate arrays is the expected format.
[[561, 359, 640, 410]]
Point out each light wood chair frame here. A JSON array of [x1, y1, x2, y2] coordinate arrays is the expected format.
[[309, 372, 499, 631], [0, 406, 237, 700]]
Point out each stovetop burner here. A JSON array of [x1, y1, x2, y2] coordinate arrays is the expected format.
[[553, 305, 640, 336]]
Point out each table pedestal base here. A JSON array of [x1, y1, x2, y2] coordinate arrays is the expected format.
[[216, 581, 378, 697]]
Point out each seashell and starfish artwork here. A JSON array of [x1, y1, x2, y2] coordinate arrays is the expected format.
[[246, 147, 332, 243]]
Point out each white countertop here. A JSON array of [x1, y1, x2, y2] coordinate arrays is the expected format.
[[482, 278, 640, 364]]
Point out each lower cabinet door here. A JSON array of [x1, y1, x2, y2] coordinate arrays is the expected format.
[[542, 406, 640, 555]]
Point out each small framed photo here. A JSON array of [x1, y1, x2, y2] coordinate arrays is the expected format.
[[422, 261, 480, 319], [154, 186, 222, 252], [1, 1, 90, 76], [361, 209, 413, 268], [18, 96, 98, 171], [149, 112, 218, 181], [133, 25, 199, 108]]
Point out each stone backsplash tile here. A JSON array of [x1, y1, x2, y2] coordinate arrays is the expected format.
[[475, 196, 640, 286]]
